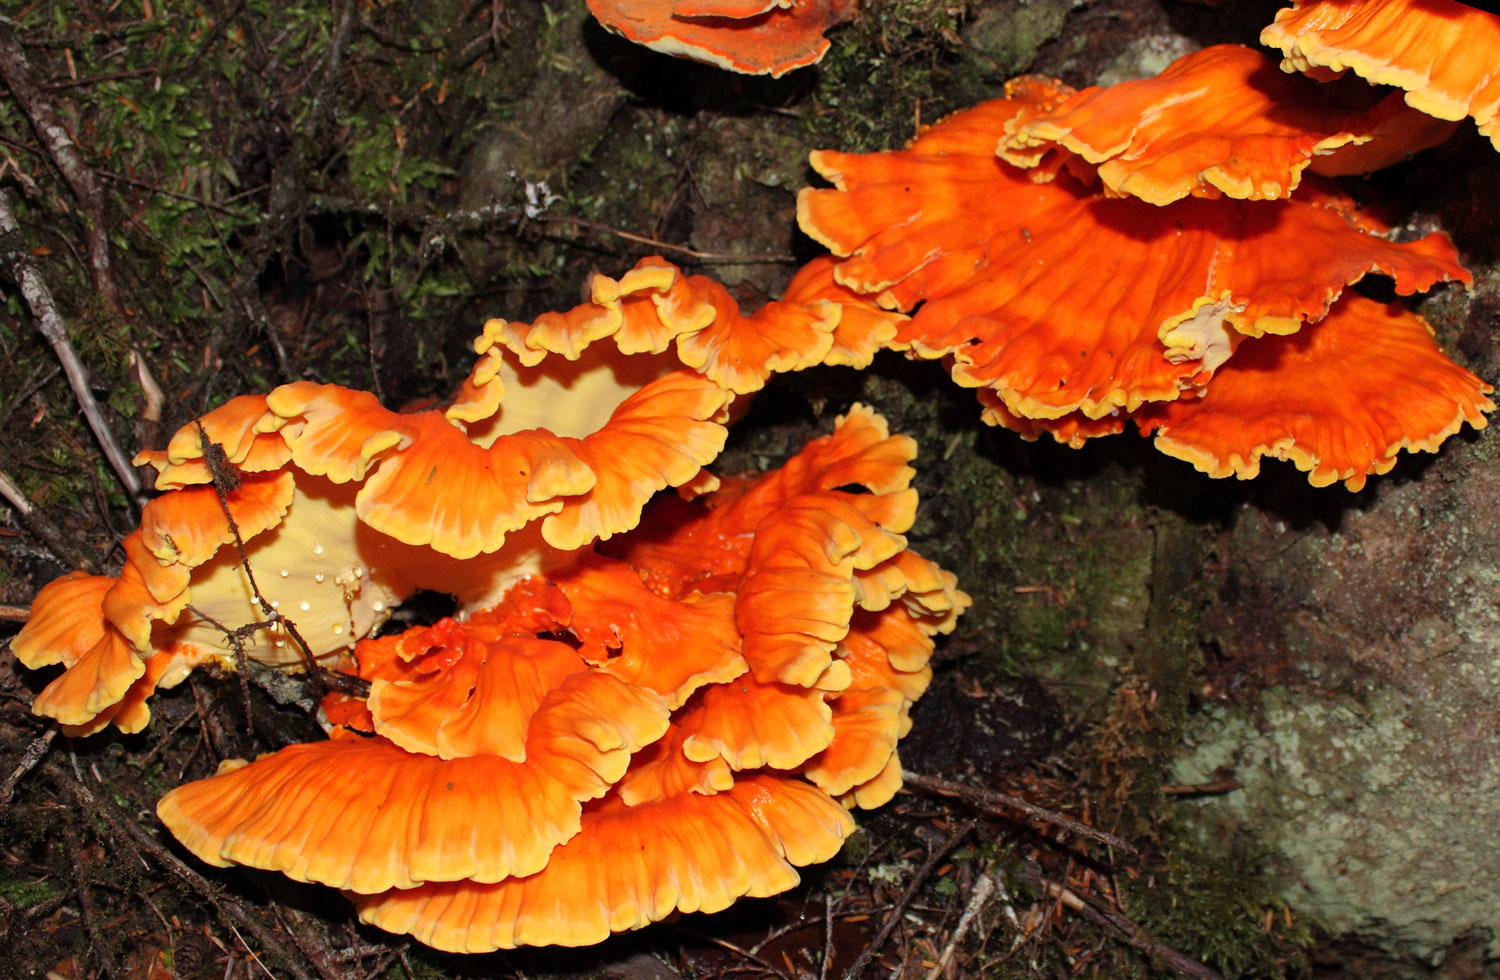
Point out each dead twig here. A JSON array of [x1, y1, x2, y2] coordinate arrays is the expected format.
[[902, 770, 1137, 859], [841, 819, 976, 980], [63, 806, 122, 980], [0, 464, 100, 570], [49, 761, 318, 980], [202, 0, 357, 396], [187, 419, 370, 726], [133, 706, 203, 772], [0, 189, 145, 506], [0, 22, 121, 309], [0, 727, 56, 812], [676, 931, 794, 980], [96, 166, 251, 218], [358, 943, 408, 980], [1161, 777, 1242, 796], [537, 215, 798, 265], [271, 904, 346, 980], [0, 362, 60, 431], [1016, 859, 1225, 980], [924, 867, 996, 980]]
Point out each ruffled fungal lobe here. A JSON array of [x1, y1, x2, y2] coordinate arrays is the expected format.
[[585, 0, 856, 77], [999, 43, 1418, 203], [1134, 293, 1495, 489], [1262, 0, 1500, 151], [798, 92, 1468, 423], [154, 404, 964, 952]]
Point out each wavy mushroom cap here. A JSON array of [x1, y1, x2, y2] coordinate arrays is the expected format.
[[977, 295, 1497, 490], [22, 264, 821, 732], [469, 255, 844, 397], [585, 0, 856, 77], [554, 553, 746, 709], [14, 462, 409, 732], [1262, 0, 1500, 151], [352, 775, 855, 951], [798, 93, 1470, 424], [153, 404, 965, 951], [156, 619, 671, 893], [999, 44, 1428, 204], [1134, 292, 1495, 489]]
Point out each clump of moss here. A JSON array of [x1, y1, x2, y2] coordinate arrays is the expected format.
[[0, 873, 62, 911], [1120, 825, 1313, 979], [802, 0, 972, 152]]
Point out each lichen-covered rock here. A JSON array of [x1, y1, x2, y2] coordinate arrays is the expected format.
[[1175, 455, 1500, 967], [1176, 685, 1500, 964]]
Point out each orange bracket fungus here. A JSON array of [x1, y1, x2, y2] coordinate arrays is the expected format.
[[154, 402, 965, 951], [586, 0, 857, 77], [1262, 0, 1500, 152], [797, 72, 1494, 490], [15, 256, 875, 737], [14, 1, 1499, 959], [15, 252, 966, 952], [997, 43, 1439, 204]]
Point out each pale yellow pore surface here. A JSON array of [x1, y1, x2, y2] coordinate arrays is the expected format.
[[148, 479, 574, 669], [468, 344, 681, 444]]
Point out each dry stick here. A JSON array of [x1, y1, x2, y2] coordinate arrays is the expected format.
[[227, 921, 285, 980], [1014, 859, 1225, 980], [923, 868, 997, 980], [0, 464, 99, 570], [271, 904, 347, 980], [50, 762, 318, 980], [96, 167, 247, 217], [0, 190, 145, 505], [0, 362, 60, 431], [0, 22, 121, 310], [902, 771, 1137, 858], [0, 728, 56, 812], [63, 808, 122, 980], [677, 930, 795, 980], [536, 215, 798, 265], [840, 819, 976, 980], [0, 603, 29, 621], [819, 898, 835, 980], [185, 603, 259, 737], [358, 944, 407, 980], [44, 66, 159, 91], [202, 0, 356, 396], [190, 421, 369, 709], [750, 904, 897, 958]]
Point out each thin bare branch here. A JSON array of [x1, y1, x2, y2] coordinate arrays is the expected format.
[[924, 866, 997, 980], [49, 762, 318, 980], [0, 22, 121, 308], [538, 215, 798, 265], [64, 809, 122, 980], [1016, 859, 1226, 980], [0, 728, 56, 813], [903, 770, 1137, 858], [841, 819, 975, 980], [0, 463, 102, 569], [0, 189, 145, 505]]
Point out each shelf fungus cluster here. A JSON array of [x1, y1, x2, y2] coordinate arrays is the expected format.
[[157, 403, 964, 950], [798, 4, 1496, 489], [586, 0, 857, 77], [15, 256, 964, 951], [1263, 0, 1500, 153]]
